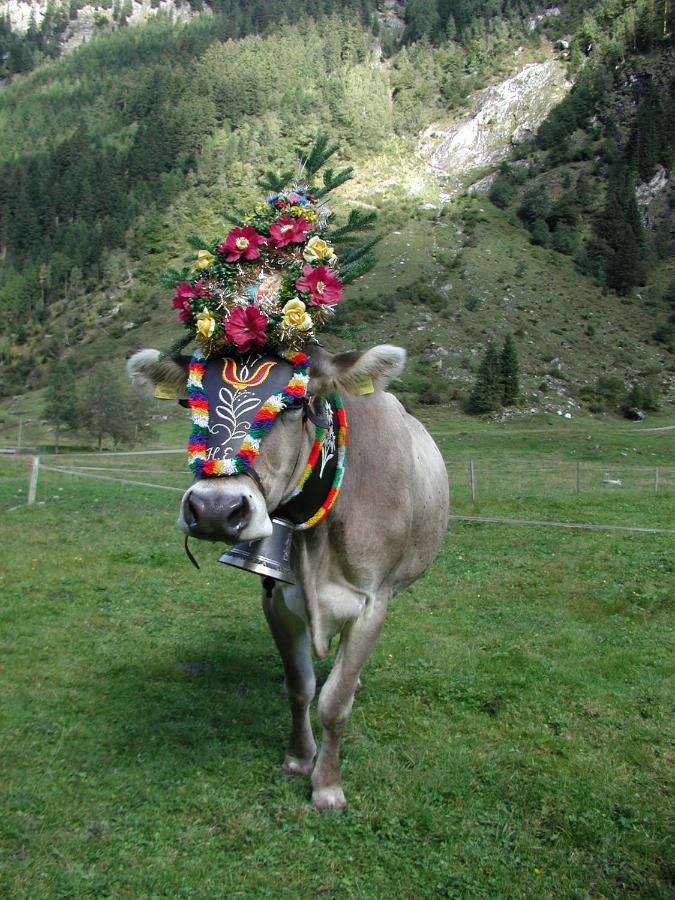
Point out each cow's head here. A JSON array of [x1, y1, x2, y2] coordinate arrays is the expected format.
[[128, 345, 405, 544]]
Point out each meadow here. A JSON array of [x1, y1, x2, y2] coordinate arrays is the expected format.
[[0, 412, 673, 898]]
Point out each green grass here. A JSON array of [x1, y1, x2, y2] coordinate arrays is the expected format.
[[0, 421, 673, 898]]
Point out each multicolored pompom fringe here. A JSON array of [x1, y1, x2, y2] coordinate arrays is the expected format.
[[283, 395, 347, 531], [185, 348, 347, 530], [187, 348, 310, 478]]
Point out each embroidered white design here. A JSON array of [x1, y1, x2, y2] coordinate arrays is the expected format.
[[209, 387, 262, 451], [319, 414, 336, 479]]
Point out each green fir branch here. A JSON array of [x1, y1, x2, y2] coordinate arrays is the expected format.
[[315, 166, 354, 198], [338, 236, 382, 266], [257, 169, 294, 193], [159, 267, 188, 288], [339, 252, 378, 284], [298, 134, 340, 180], [185, 234, 212, 251], [328, 209, 378, 242], [220, 207, 249, 226]]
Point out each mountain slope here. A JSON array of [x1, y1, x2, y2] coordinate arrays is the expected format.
[[0, 0, 673, 419]]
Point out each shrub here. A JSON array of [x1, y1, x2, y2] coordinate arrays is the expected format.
[[626, 380, 660, 411], [595, 374, 624, 402], [530, 219, 550, 246]]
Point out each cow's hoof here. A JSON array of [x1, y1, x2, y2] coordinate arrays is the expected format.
[[282, 755, 314, 777], [312, 786, 347, 811]]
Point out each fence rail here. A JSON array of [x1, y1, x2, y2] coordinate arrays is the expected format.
[[2, 451, 673, 533], [446, 459, 675, 500]]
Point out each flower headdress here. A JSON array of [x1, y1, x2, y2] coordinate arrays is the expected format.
[[162, 136, 380, 360]]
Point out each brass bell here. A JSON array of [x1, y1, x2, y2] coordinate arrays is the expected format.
[[218, 517, 296, 584]]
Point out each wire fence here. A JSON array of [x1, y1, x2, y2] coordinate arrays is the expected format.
[[446, 458, 675, 504], [1, 450, 673, 532]]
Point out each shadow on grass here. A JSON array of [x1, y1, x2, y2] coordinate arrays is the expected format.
[[81, 639, 297, 776]]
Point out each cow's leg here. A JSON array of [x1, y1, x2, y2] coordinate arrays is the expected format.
[[311, 597, 387, 811], [262, 583, 317, 776]]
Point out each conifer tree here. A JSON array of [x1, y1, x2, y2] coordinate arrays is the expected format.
[[43, 360, 78, 452], [499, 334, 519, 406], [468, 343, 501, 414], [599, 165, 646, 294]]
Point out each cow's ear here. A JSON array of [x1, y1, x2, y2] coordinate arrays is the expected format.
[[127, 349, 190, 398], [309, 344, 406, 397]]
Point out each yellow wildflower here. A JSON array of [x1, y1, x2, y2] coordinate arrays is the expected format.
[[282, 298, 313, 332], [288, 205, 317, 223], [303, 236, 336, 264], [195, 308, 216, 341], [194, 249, 216, 271]]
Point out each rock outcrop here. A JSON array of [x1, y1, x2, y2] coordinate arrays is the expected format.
[[419, 59, 571, 190]]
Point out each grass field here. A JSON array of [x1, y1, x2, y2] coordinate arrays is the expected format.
[[0, 415, 673, 898]]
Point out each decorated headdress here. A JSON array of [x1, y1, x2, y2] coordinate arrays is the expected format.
[[162, 135, 379, 360], [153, 138, 379, 576]]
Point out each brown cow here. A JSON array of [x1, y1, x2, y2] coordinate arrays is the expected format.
[[128, 343, 449, 810]]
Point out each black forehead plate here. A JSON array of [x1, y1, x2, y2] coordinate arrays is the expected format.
[[202, 353, 294, 464]]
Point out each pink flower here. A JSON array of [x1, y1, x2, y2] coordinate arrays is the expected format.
[[171, 281, 208, 323], [295, 265, 343, 306], [225, 305, 269, 353], [218, 226, 266, 263], [269, 215, 310, 248]]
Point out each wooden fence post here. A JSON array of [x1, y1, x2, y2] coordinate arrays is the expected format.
[[469, 459, 476, 502], [654, 468, 659, 494], [28, 455, 40, 505]]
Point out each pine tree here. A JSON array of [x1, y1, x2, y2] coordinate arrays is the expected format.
[[599, 165, 646, 294], [499, 334, 519, 406], [467, 343, 501, 414], [43, 360, 78, 452]]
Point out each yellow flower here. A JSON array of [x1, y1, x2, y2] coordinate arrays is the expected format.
[[303, 235, 336, 264], [289, 205, 317, 223], [195, 308, 216, 341], [194, 249, 216, 271], [282, 298, 313, 332]]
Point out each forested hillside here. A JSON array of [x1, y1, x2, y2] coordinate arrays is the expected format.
[[0, 0, 673, 419]]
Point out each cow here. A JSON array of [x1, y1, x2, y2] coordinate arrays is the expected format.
[[128, 343, 449, 810]]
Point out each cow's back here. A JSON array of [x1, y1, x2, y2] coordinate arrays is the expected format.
[[327, 391, 449, 596]]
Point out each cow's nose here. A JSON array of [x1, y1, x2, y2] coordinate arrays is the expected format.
[[185, 491, 251, 542]]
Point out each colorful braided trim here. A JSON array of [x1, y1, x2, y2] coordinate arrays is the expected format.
[[285, 395, 348, 531], [187, 348, 310, 478]]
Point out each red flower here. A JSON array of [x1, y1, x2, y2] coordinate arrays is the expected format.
[[269, 215, 311, 248], [172, 280, 208, 323], [225, 305, 269, 353], [295, 265, 343, 306], [218, 226, 266, 263]]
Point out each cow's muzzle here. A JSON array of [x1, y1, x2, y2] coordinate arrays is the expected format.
[[178, 477, 273, 544]]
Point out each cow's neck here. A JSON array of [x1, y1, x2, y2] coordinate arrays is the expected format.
[[274, 395, 346, 530]]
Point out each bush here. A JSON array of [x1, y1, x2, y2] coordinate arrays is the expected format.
[[552, 222, 580, 255], [489, 173, 515, 209], [653, 322, 674, 346], [626, 380, 660, 411], [530, 219, 550, 246], [596, 374, 624, 401]]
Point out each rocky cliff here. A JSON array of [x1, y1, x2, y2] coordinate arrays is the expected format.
[[418, 58, 571, 191]]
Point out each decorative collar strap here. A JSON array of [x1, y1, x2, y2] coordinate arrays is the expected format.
[[187, 348, 310, 478], [276, 395, 347, 531]]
